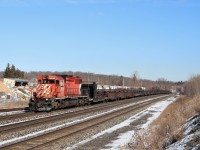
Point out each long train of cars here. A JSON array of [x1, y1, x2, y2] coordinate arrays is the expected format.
[[29, 74, 170, 112]]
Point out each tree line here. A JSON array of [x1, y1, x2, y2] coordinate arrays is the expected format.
[[0, 63, 176, 90], [24, 71, 175, 90], [3, 63, 25, 78]]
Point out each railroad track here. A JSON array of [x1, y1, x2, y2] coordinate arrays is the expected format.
[[0, 95, 171, 150], [0, 108, 29, 113], [0, 111, 34, 122], [0, 95, 164, 123], [0, 95, 169, 134], [0, 103, 107, 122]]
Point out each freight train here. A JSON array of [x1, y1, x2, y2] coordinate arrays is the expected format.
[[29, 74, 170, 112]]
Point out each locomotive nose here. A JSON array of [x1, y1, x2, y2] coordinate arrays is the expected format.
[[37, 84, 52, 99], [43, 85, 52, 98]]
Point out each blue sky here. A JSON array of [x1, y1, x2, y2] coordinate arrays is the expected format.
[[0, 0, 199, 81]]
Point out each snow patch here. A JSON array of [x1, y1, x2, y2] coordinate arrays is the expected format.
[[167, 114, 200, 150], [105, 131, 135, 150], [70, 96, 177, 150]]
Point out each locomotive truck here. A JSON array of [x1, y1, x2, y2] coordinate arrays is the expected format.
[[29, 74, 169, 112]]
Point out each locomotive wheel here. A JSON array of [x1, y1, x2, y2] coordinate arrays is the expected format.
[[103, 99, 107, 103], [79, 99, 85, 106], [29, 103, 33, 111], [45, 103, 52, 112], [34, 104, 39, 113]]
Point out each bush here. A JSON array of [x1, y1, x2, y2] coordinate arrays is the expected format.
[[184, 75, 200, 98]]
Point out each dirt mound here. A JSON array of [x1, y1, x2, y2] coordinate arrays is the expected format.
[[0, 81, 12, 94]]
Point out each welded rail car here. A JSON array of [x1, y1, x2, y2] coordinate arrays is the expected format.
[[29, 75, 170, 112]]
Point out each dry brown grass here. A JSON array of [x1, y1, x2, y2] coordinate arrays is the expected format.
[[130, 75, 200, 150], [0, 100, 29, 109], [132, 95, 200, 150]]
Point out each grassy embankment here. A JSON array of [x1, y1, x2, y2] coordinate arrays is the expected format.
[[132, 75, 200, 149]]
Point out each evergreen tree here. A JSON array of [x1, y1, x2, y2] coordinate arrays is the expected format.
[[3, 63, 25, 78], [3, 63, 11, 78], [10, 64, 16, 78]]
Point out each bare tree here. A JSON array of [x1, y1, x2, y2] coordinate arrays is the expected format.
[[131, 71, 140, 87], [184, 74, 200, 97], [156, 78, 172, 90]]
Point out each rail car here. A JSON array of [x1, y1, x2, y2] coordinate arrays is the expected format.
[[29, 74, 170, 112]]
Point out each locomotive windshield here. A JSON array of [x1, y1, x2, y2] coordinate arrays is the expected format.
[[43, 79, 48, 84], [49, 79, 55, 84], [40, 79, 55, 84]]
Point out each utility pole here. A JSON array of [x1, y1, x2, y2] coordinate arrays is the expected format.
[[87, 72, 89, 83], [123, 77, 124, 87]]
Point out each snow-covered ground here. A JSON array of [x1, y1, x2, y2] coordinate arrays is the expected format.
[[70, 96, 177, 150], [167, 114, 200, 150]]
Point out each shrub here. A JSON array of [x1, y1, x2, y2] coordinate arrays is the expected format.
[[184, 75, 200, 98]]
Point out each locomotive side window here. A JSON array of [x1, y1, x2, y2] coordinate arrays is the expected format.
[[56, 80, 60, 86], [49, 79, 55, 84], [43, 79, 48, 84]]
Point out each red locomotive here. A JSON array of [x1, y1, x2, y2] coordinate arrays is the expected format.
[[29, 74, 170, 112], [36, 75, 82, 99], [29, 75, 87, 111]]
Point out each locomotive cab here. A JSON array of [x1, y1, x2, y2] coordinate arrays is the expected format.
[[36, 75, 64, 99]]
